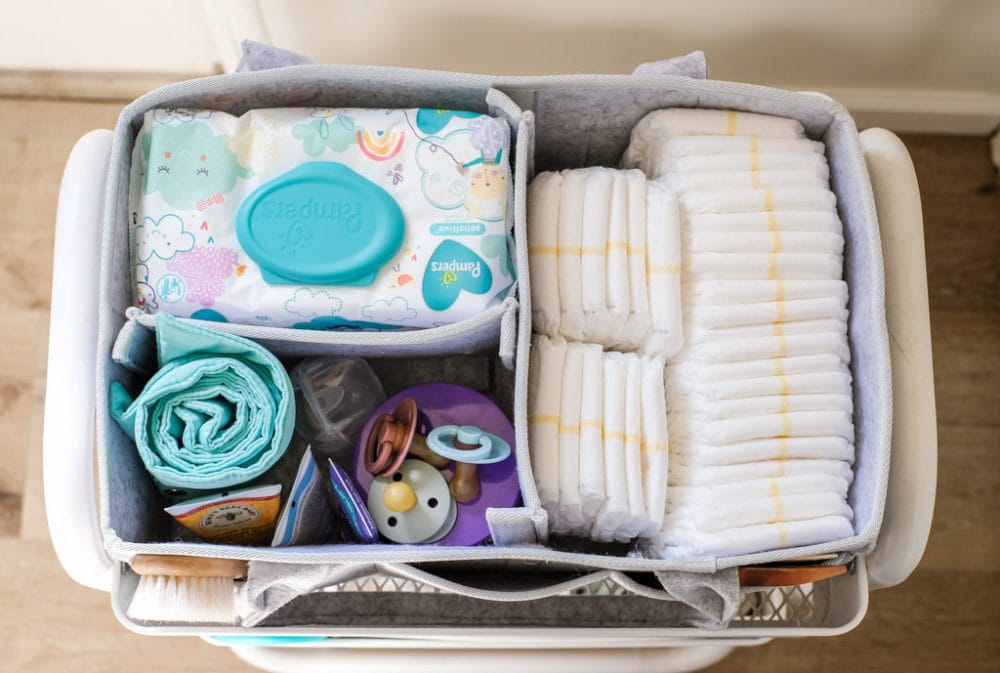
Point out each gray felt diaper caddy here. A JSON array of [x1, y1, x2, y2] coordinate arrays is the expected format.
[[45, 47, 937, 650]]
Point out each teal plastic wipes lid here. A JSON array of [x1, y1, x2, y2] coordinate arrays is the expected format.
[[235, 162, 404, 287]]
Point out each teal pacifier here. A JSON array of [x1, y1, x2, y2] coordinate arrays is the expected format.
[[426, 426, 511, 463], [426, 425, 511, 504]]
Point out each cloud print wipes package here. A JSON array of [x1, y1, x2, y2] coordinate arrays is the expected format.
[[129, 107, 514, 330]]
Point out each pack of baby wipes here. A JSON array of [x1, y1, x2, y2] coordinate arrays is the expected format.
[[128, 107, 514, 330]]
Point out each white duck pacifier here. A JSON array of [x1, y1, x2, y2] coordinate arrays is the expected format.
[[367, 458, 457, 544]]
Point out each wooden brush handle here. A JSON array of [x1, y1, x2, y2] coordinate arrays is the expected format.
[[739, 564, 847, 587], [130, 554, 249, 579]]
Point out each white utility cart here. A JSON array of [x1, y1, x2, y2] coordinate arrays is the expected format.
[[44, 64, 936, 673]]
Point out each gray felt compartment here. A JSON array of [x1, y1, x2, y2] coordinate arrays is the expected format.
[[495, 76, 891, 568], [95, 67, 890, 586]]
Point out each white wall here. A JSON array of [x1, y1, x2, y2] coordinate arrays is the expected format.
[[260, 0, 1000, 93], [1, 0, 997, 129], [0, 0, 219, 73]]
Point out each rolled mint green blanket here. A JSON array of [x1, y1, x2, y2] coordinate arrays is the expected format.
[[110, 313, 294, 492]]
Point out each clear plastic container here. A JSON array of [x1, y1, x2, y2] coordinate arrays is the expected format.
[[290, 358, 386, 467]]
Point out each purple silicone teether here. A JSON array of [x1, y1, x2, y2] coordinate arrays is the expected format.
[[354, 383, 520, 546]]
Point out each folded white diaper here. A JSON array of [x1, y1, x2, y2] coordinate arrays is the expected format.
[[581, 170, 614, 343], [671, 353, 846, 382], [669, 370, 852, 402], [685, 280, 848, 306], [527, 171, 563, 336], [593, 351, 630, 542], [636, 109, 807, 139], [685, 210, 843, 233], [606, 173, 631, 346], [680, 394, 854, 421], [671, 410, 855, 445], [705, 371, 853, 400], [685, 297, 847, 329], [624, 171, 652, 348], [640, 356, 669, 535], [129, 107, 514, 330], [558, 170, 589, 341], [660, 515, 855, 558], [670, 436, 855, 467], [687, 231, 845, 254], [684, 252, 844, 281], [685, 332, 852, 364], [654, 135, 825, 158], [664, 492, 853, 532], [578, 343, 606, 521], [685, 318, 847, 345], [661, 169, 829, 193], [667, 473, 850, 507], [643, 184, 684, 358], [623, 109, 806, 171], [622, 355, 648, 538], [667, 458, 855, 487], [528, 335, 566, 521], [679, 187, 837, 215], [657, 152, 829, 177], [556, 343, 586, 534]]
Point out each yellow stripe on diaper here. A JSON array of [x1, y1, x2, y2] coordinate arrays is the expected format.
[[641, 441, 669, 453], [606, 241, 644, 256], [769, 496, 786, 524], [647, 264, 681, 275], [773, 359, 790, 397], [749, 135, 760, 173], [765, 188, 783, 281], [768, 478, 781, 498], [558, 423, 580, 435], [780, 410, 791, 437], [528, 414, 560, 425], [604, 430, 642, 444], [727, 110, 737, 136], [531, 245, 610, 256], [528, 246, 558, 255], [580, 419, 603, 430], [774, 322, 788, 358], [776, 523, 788, 547]]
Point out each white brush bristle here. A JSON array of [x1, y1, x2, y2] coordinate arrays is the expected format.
[[127, 575, 239, 625]]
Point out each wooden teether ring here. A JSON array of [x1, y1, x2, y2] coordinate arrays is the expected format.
[[364, 397, 418, 477]]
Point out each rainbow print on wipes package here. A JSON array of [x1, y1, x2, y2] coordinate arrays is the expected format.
[[128, 107, 514, 330]]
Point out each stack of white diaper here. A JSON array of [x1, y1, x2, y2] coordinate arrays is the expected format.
[[528, 334, 669, 541], [527, 168, 683, 358], [623, 108, 856, 558]]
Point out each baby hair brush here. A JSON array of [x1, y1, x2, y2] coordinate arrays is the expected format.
[[126, 554, 249, 625]]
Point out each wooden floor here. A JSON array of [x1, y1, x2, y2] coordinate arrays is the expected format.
[[0, 97, 996, 672]]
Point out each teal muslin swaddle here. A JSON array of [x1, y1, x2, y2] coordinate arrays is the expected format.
[[110, 313, 294, 493]]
